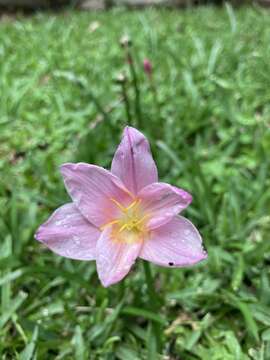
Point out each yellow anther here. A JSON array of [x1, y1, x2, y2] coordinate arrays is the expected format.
[[119, 223, 128, 232], [134, 214, 150, 226], [100, 198, 149, 244], [126, 199, 141, 211]]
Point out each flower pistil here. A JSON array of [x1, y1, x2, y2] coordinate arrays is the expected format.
[[100, 198, 149, 244]]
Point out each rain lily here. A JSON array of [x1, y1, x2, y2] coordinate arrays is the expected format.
[[35, 127, 207, 287]]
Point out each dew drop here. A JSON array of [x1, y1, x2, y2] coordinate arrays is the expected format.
[[55, 220, 63, 226], [65, 248, 73, 256], [73, 236, 81, 246], [202, 250, 208, 258]]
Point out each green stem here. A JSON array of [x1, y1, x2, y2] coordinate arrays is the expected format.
[[143, 262, 159, 308], [149, 78, 162, 138], [120, 82, 133, 126], [127, 51, 143, 128], [143, 261, 163, 353], [58, 73, 112, 126], [150, 81, 161, 117]]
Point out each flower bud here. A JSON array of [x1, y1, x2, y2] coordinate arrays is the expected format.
[[114, 72, 127, 84], [120, 35, 132, 48], [143, 58, 153, 76]]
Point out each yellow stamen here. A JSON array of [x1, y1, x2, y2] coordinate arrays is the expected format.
[[124, 188, 136, 200], [135, 214, 150, 226], [110, 198, 127, 212], [100, 219, 120, 231], [119, 223, 128, 232], [101, 198, 150, 244], [126, 199, 141, 211]]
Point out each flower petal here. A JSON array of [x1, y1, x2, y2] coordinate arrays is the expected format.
[[35, 203, 100, 260], [140, 216, 207, 267], [60, 163, 132, 227], [111, 126, 158, 195], [96, 227, 142, 287], [139, 182, 192, 230]]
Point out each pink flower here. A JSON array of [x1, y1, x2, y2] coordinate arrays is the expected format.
[[35, 127, 207, 287], [143, 58, 152, 76]]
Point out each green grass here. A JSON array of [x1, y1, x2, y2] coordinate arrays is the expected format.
[[1, 4, 270, 359]]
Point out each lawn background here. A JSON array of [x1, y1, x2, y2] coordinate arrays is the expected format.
[[0, 4, 270, 359]]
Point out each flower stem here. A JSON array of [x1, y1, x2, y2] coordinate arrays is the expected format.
[[143, 261, 163, 353], [120, 81, 133, 126], [143, 261, 159, 308], [127, 52, 143, 128]]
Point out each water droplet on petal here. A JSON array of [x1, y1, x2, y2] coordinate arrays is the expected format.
[[65, 248, 73, 256], [73, 236, 81, 246], [55, 220, 63, 226], [202, 250, 208, 258]]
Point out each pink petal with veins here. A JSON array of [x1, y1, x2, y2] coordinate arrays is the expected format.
[[139, 182, 192, 230], [111, 126, 158, 195], [35, 203, 100, 260], [60, 163, 132, 228], [96, 227, 142, 287], [140, 216, 207, 267]]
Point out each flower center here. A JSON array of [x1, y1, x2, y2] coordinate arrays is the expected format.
[[100, 198, 149, 244]]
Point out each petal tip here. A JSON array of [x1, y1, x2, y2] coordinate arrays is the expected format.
[[172, 186, 193, 205], [123, 125, 141, 138], [124, 125, 134, 132], [193, 249, 208, 264], [99, 275, 117, 288], [59, 162, 75, 174], [100, 279, 111, 288], [184, 192, 193, 205], [201, 250, 208, 260], [34, 229, 43, 242]]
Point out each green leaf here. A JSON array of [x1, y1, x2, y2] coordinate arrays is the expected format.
[[122, 307, 167, 325], [0, 269, 24, 286], [224, 292, 259, 341], [72, 325, 86, 360], [19, 326, 39, 360], [262, 328, 270, 342], [146, 322, 158, 360], [0, 291, 28, 329]]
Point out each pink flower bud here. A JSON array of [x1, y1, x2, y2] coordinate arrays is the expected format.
[[143, 59, 153, 76]]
